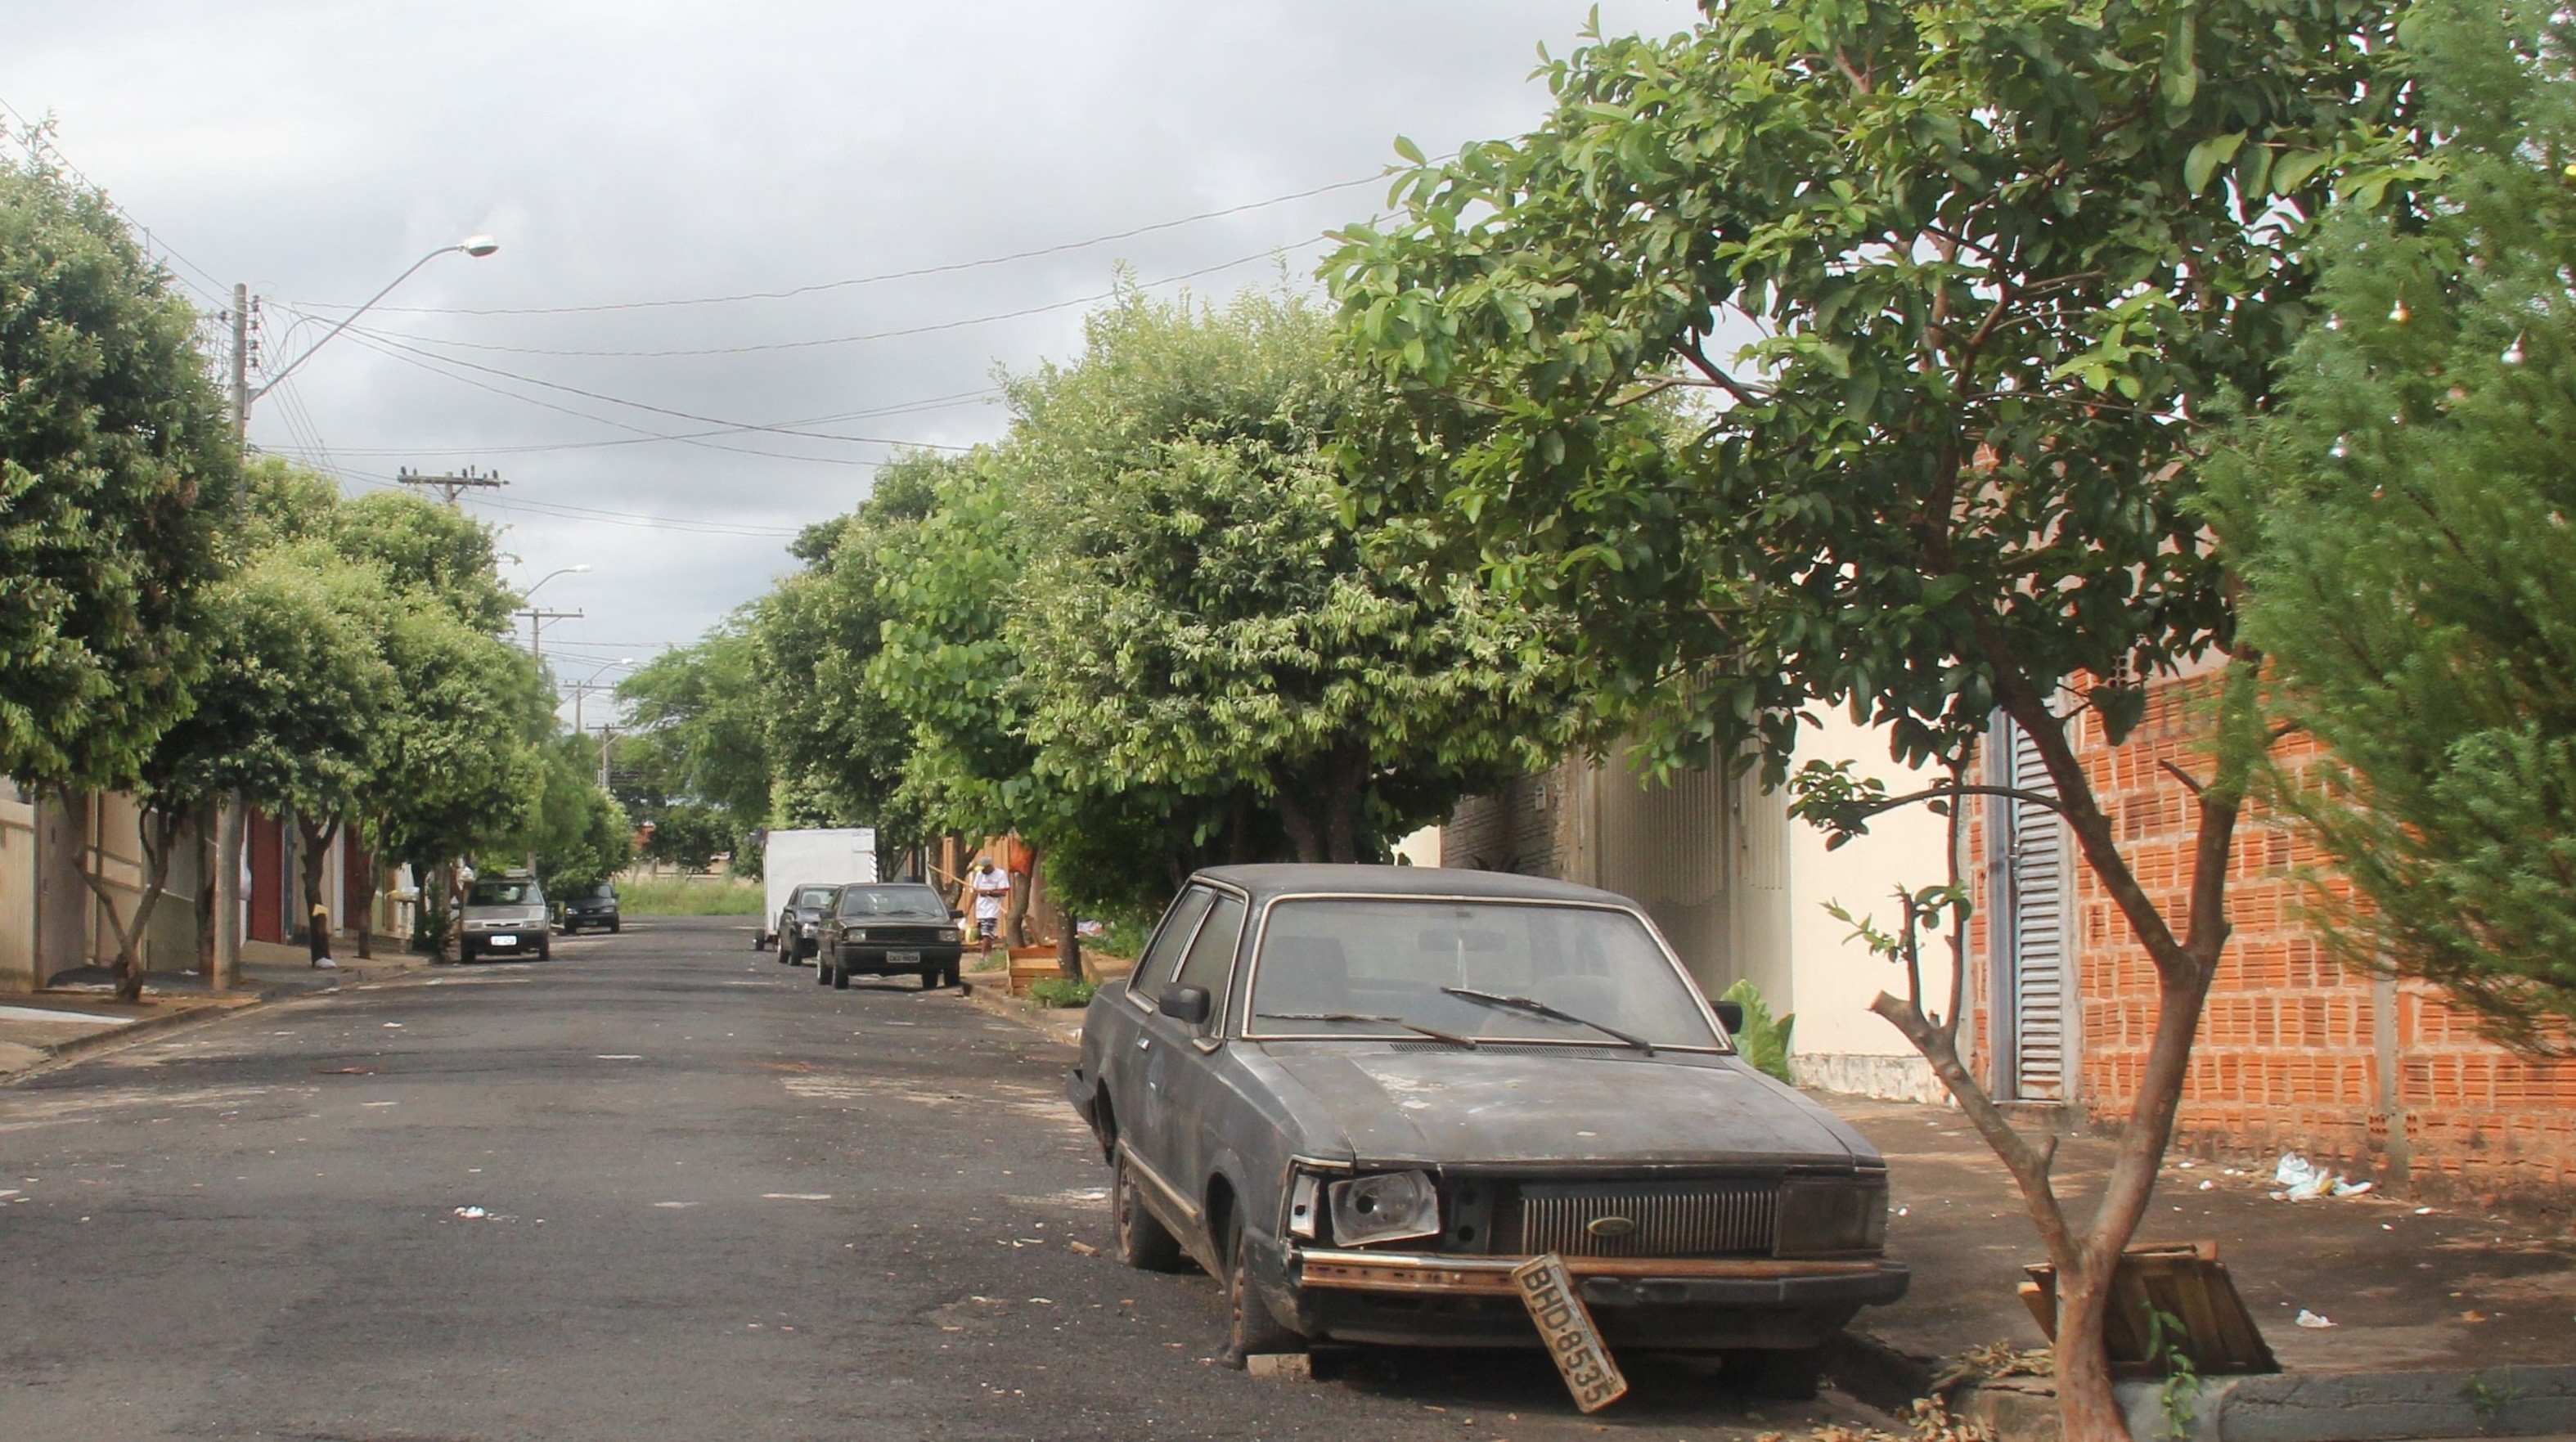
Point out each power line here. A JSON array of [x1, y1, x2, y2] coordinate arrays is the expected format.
[[297, 232, 1337, 361], [0, 92, 232, 304], [285, 173, 1387, 317], [249, 388, 1003, 459]]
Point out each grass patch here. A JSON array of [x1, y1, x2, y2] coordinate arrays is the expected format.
[[1027, 977, 1099, 1009], [619, 874, 763, 916]]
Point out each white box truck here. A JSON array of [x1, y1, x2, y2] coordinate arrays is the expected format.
[[758, 828, 876, 951]]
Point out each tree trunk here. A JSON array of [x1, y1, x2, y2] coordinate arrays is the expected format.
[[62, 792, 182, 1004], [1005, 840, 1036, 947], [213, 797, 245, 990], [296, 815, 339, 964], [2051, 1260, 2128, 1442], [356, 855, 389, 960], [1274, 788, 1324, 863], [1043, 852, 1082, 980], [196, 810, 218, 978], [1324, 750, 1366, 865]]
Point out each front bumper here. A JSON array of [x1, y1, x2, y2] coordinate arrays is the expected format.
[[1284, 1247, 1908, 1350], [837, 944, 963, 974], [464, 928, 548, 954]]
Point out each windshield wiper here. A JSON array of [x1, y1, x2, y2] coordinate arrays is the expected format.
[[1439, 986, 1656, 1055], [1257, 1012, 1480, 1049]]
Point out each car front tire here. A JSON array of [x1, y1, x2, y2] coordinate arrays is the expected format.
[[1113, 1152, 1185, 1273], [537, 937, 551, 961], [459, 941, 477, 964], [1221, 1209, 1302, 1368]]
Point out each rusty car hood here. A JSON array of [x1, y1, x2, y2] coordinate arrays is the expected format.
[[1249, 1044, 1872, 1170]]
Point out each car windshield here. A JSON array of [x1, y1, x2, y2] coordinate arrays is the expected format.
[[469, 879, 540, 906], [1247, 898, 1722, 1050], [838, 885, 948, 919], [588, 883, 616, 900], [793, 886, 839, 910]]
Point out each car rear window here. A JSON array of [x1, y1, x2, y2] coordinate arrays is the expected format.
[[1247, 898, 1720, 1049]]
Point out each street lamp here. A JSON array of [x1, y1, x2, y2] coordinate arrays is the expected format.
[[235, 235, 500, 438], [569, 658, 633, 734], [516, 564, 591, 661]]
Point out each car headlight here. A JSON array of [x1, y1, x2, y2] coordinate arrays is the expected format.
[[1328, 1170, 1441, 1247], [1774, 1173, 1889, 1257], [801, 923, 817, 937], [850, 929, 870, 942]]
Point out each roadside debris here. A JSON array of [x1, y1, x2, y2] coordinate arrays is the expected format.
[[452, 1205, 490, 1220], [1245, 1353, 1312, 1381], [2295, 1309, 2335, 1328], [2270, 1151, 2373, 1201]]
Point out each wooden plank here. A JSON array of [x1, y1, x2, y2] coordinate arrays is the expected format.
[[2021, 1242, 2278, 1378]]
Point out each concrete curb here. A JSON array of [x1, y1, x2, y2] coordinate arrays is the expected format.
[[961, 980, 1084, 1048], [7, 956, 437, 1080], [1931, 1362, 2576, 1442]]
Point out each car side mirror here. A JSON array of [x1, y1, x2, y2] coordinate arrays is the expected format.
[[1715, 1000, 1746, 1035], [951, 908, 965, 921], [1158, 984, 1212, 1027]]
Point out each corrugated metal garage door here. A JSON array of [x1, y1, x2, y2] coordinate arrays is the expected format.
[[1999, 717, 2067, 1101]]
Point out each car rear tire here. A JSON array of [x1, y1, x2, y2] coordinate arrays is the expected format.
[[1728, 1345, 1824, 1399], [1113, 1153, 1185, 1274], [1221, 1209, 1302, 1368]]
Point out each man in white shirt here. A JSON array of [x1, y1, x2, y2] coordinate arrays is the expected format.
[[969, 857, 1010, 949]]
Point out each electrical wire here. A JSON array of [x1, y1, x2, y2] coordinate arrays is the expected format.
[[286, 172, 1389, 317], [297, 388, 1004, 457], [0, 92, 232, 305], [299, 231, 1337, 360]]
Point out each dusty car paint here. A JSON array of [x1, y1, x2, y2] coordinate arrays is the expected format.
[[1065, 864, 1909, 1376]]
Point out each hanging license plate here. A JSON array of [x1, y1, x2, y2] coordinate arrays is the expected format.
[[1512, 1253, 1628, 1413]]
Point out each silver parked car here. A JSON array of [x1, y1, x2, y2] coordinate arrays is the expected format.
[[1063, 865, 1908, 1391], [459, 874, 551, 962]]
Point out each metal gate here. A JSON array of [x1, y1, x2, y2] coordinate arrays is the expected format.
[[1996, 715, 2068, 1100]]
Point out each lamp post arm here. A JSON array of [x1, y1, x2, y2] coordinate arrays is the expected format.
[[251, 245, 458, 401]]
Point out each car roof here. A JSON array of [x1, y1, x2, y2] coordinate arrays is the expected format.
[[1189, 864, 1639, 909]]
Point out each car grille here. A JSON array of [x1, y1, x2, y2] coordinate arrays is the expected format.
[[857, 926, 949, 945], [1517, 1179, 1778, 1257]]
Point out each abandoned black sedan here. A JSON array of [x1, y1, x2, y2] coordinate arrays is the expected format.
[[1064, 865, 1908, 1395]]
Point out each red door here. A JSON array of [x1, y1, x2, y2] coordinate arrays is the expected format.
[[247, 811, 285, 944]]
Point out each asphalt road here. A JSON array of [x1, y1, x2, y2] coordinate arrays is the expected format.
[[1, 914, 1882, 1441]]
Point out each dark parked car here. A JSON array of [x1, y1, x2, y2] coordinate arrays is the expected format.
[[458, 875, 550, 962], [817, 883, 964, 990], [1064, 865, 1908, 1389], [774, 883, 844, 964], [559, 881, 621, 934]]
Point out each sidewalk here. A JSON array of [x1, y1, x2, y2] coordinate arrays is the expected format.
[[1823, 1093, 2576, 1438], [0, 939, 434, 1077]]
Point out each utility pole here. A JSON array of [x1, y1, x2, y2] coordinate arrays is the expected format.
[[591, 724, 617, 792], [518, 608, 582, 663], [231, 284, 251, 443], [398, 465, 507, 506]]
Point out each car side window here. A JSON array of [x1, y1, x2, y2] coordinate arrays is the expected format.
[[1171, 895, 1246, 1024], [1129, 887, 1217, 1005]]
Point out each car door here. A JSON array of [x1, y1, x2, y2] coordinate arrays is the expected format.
[[1104, 885, 1218, 1188], [1140, 891, 1249, 1217]]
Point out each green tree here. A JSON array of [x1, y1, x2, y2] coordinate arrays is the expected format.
[[515, 733, 633, 898], [1003, 286, 1566, 864], [2218, 0, 2576, 1049], [752, 453, 943, 850], [0, 150, 239, 793], [1328, 2, 2412, 1431], [618, 622, 771, 827]]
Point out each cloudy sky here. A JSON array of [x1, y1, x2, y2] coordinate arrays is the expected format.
[[7, 0, 1690, 711]]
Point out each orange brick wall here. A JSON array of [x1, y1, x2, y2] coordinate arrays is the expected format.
[[1967, 675, 2576, 1209]]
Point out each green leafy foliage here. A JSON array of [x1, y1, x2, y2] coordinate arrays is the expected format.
[[1326, 0, 2411, 784], [1026, 976, 1099, 1009], [2214, 0, 2576, 1049], [0, 149, 240, 791], [516, 734, 633, 896], [1719, 978, 1796, 1083]]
